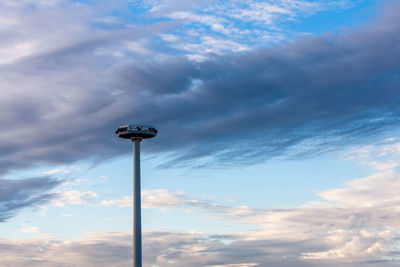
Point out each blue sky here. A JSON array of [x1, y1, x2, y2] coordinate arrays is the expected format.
[[0, 0, 400, 266]]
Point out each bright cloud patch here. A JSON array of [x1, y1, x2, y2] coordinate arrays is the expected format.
[[20, 224, 39, 234], [52, 190, 98, 207]]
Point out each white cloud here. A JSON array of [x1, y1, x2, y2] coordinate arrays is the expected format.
[[103, 189, 244, 214], [208, 264, 259, 267], [225, 2, 295, 25], [102, 189, 184, 209], [62, 178, 89, 186], [0, 231, 132, 267], [42, 168, 72, 175], [142, 189, 185, 209], [101, 196, 132, 208], [169, 11, 223, 26], [61, 213, 78, 217], [160, 33, 180, 42], [346, 139, 400, 171], [125, 40, 153, 55], [52, 190, 98, 207], [139, 0, 355, 58], [20, 224, 39, 234], [19, 224, 54, 239]]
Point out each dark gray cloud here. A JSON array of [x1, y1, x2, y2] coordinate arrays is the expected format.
[[0, 1, 399, 172], [0, 177, 60, 222]]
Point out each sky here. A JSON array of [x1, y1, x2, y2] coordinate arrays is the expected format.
[[0, 0, 400, 266]]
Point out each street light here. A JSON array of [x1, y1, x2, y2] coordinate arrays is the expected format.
[[115, 124, 158, 267]]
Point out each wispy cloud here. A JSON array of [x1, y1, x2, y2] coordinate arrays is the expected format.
[[0, 177, 60, 222], [101, 196, 132, 208], [42, 168, 72, 175], [144, 0, 353, 57], [153, 0, 359, 58], [102, 189, 253, 217], [20, 224, 39, 234], [101, 189, 185, 209], [52, 190, 98, 207]]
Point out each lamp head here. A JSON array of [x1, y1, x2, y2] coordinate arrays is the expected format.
[[115, 124, 157, 140]]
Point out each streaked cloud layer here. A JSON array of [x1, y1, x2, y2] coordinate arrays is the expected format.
[[0, 0, 399, 172], [0, 177, 59, 222]]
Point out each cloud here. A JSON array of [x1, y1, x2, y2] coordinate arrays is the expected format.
[[0, 229, 398, 267], [2, 143, 400, 265], [216, 147, 400, 264], [101, 190, 187, 209], [0, 0, 399, 173], [142, 189, 185, 209], [0, 177, 60, 222], [101, 196, 132, 208], [52, 190, 98, 207], [144, 0, 354, 57], [20, 224, 39, 234], [94, 143, 400, 265], [101, 189, 185, 209], [103, 189, 254, 216], [61, 213, 77, 217], [0, 232, 132, 267], [111, 0, 400, 167], [42, 168, 72, 175], [0, 1, 175, 174]]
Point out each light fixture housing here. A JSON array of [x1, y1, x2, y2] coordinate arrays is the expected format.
[[115, 124, 158, 140]]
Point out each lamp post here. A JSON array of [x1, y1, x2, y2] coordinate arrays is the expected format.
[[115, 124, 158, 267]]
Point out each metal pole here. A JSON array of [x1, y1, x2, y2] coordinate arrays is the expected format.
[[133, 139, 142, 267]]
